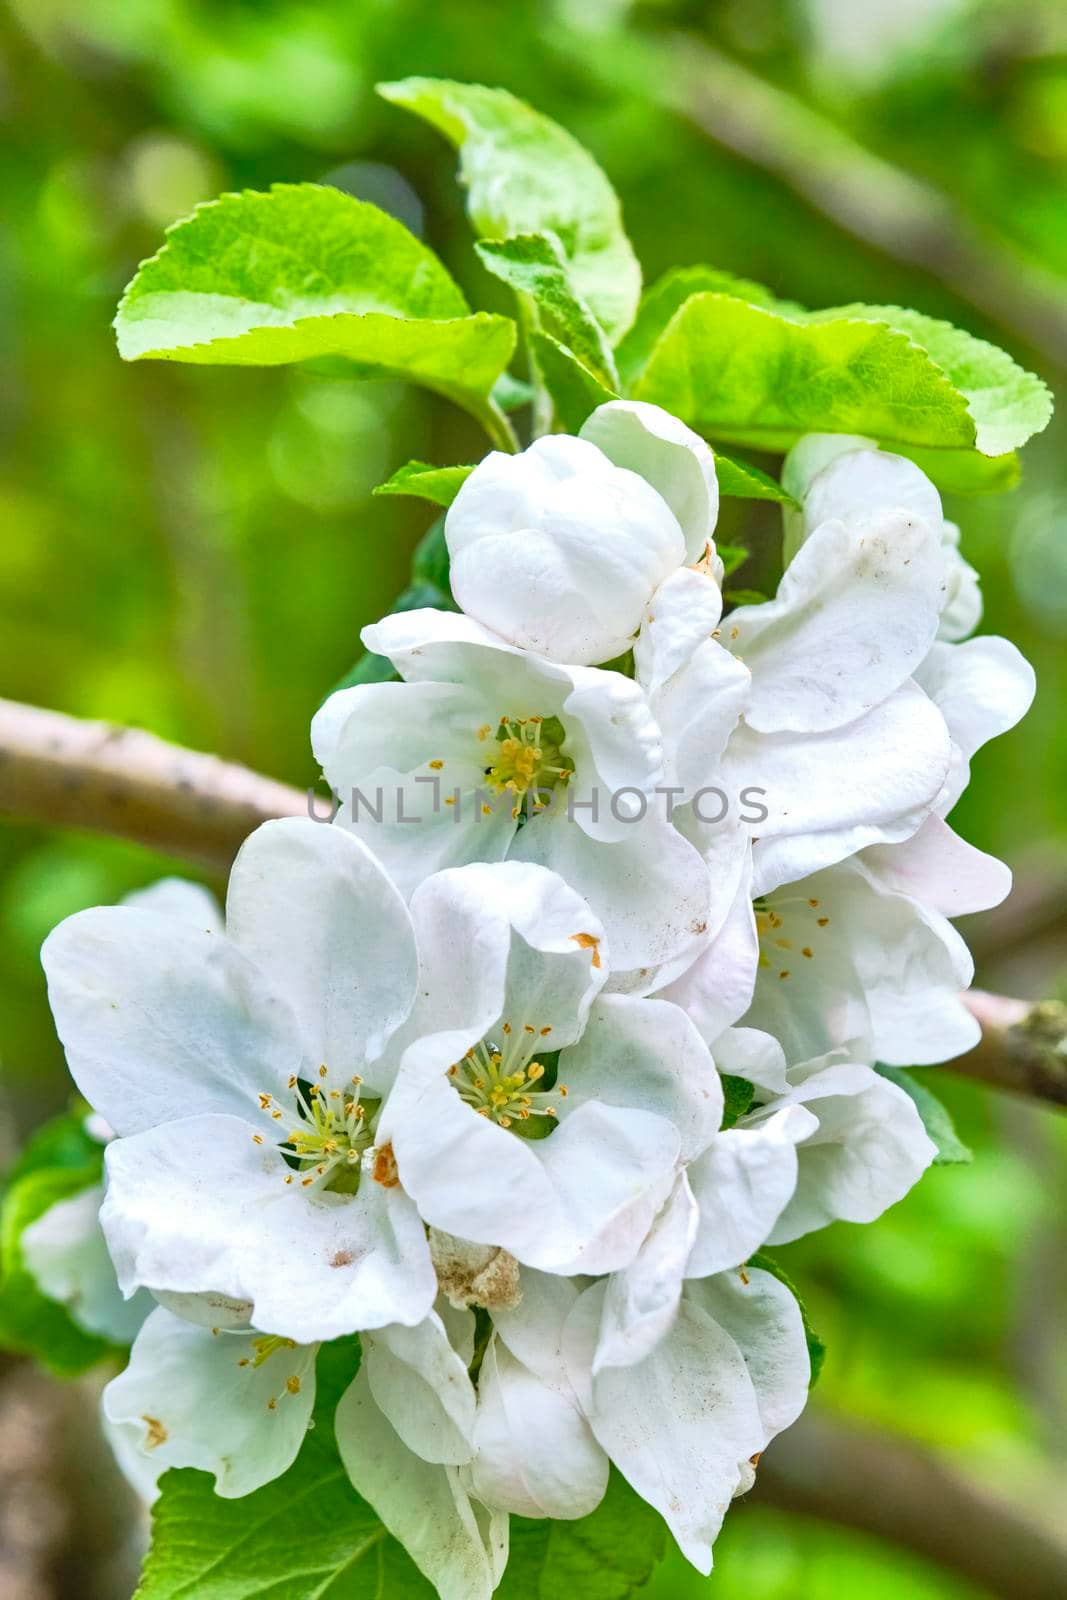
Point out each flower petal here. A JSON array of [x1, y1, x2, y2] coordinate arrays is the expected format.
[[226, 818, 418, 1086], [690, 1266, 810, 1439], [731, 511, 944, 734], [364, 1312, 477, 1466], [446, 434, 686, 664], [121, 879, 223, 931], [102, 1115, 436, 1343], [915, 637, 1036, 811], [734, 680, 952, 896], [42, 909, 303, 1136], [686, 1108, 817, 1277], [399, 859, 607, 1070], [336, 1368, 507, 1600], [859, 813, 1011, 917], [102, 1308, 316, 1497], [657, 847, 758, 1042], [758, 1062, 937, 1242], [580, 400, 719, 561], [514, 810, 713, 982], [557, 994, 723, 1161], [634, 567, 724, 696], [471, 1338, 608, 1519], [565, 1279, 764, 1574], [594, 1174, 698, 1372]]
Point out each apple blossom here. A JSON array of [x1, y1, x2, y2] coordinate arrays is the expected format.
[[445, 400, 717, 665], [312, 606, 715, 978]]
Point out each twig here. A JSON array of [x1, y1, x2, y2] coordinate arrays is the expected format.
[[954, 990, 1067, 1107], [625, 32, 1067, 364], [756, 1410, 1067, 1600], [0, 697, 306, 874]]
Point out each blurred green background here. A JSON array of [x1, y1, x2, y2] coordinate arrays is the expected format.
[[1, 1, 1066, 1596]]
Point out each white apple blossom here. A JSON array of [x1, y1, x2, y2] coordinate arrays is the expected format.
[[312, 606, 715, 979], [490, 1262, 810, 1574], [635, 502, 955, 905], [43, 817, 438, 1345], [782, 432, 981, 640], [382, 861, 722, 1275], [103, 1308, 319, 1497], [445, 400, 717, 665]]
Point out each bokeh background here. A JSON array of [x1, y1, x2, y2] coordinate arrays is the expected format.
[[1, 1, 1066, 1596]]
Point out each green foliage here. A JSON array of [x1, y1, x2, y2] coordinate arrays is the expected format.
[[720, 1073, 757, 1129], [114, 184, 517, 447], [0, 1116, 115, 1376], [715, 543, 751, 578], [875, 1067, 974, 1166], [615, 264, 779, 389], [499, 1471, 667, 1600], [636, 293, 971, 453], [378, 77, 641, 341], [716, 454, 799, 506], [816, 305, 1053, 457], [374, 460, 474, 508], [634, 292, 1050, 492], [476, 232, 618, 388], [747, 1252, 826, 1388], [530, 332, 618, 432]]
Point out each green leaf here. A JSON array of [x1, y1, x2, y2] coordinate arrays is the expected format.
[[716, 452, 799, 506], [724, 587, 771, 606], [134, 1348, 435, 1600], [373, 460, 473, 509], [893, 443, 1020, 496], [875, 1065, 974, 1166], [615, 264, 779, 389], [498, 1470, 667, 1600], [715, 543, 750, 578], [7, 1104, 101, 1185], [813, 304, 1053, 458], [0, 1160, 116, 1376], [493, 371, 536, 413], [115, 183, 518, 449], [476, 233, 618, 388], [747, 1252, 826, 1387], [635, 294, 980, 464], [410, 516, 452, 593], [720, 1074, 756, 1129], [529, 332, 618, 433], [378, 78, 640, 341]]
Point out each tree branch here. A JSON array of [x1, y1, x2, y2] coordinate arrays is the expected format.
[[0, 697, 306, 874], [954, 990, 1067, 1107], [756, 1410, 1067, 1600]]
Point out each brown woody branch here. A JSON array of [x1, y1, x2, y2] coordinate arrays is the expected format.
[[757, 1411, 1067, 1600], [954, 989, 1067, 1108], [0, 696, 305, 875]]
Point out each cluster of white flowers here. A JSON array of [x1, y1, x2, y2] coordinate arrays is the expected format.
[[35, 403, 1033, 1596]]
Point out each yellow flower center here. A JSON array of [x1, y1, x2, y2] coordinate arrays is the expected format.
[[754, 894, 831, 982], [480, 714, 574, 811], [449, 1021, 569, 1137]]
